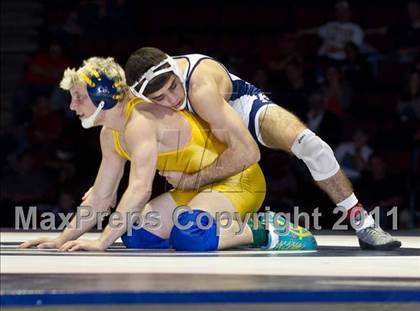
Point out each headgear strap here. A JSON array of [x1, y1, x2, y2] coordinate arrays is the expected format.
[[129, 55, 186, 110]]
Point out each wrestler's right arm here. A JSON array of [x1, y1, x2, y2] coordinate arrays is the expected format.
[[18, 127, 126, 249]]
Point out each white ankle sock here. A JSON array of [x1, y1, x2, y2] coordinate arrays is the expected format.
[[338, 193, 375, 231]]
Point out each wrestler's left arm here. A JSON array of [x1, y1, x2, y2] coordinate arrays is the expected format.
[[60, 115, 159, 251]]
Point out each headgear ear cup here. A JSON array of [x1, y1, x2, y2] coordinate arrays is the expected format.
[[85, 70, 122, 110], [78, 69, 123, 129]]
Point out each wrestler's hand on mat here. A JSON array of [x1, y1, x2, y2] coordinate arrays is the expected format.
[[17, 237, 65, 249], [159, 171, 200, 191], [59, 239, 106, 252]]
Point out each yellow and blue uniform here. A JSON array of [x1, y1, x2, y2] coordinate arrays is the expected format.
[[113, 97, 266, 219]]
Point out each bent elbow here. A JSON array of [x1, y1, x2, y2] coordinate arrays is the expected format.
[[245, 143, 260, 166], [251, 147, 261, 163]]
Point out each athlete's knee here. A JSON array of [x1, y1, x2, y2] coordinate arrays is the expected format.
[[291, 129, 340, 181], [122, 227, 170, 249], [170, 209, 219, 251]]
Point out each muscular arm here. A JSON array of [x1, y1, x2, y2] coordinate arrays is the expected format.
[[97, 116, 159, 248], [179, 80, 260, 189], [56, 127, 126, 244]]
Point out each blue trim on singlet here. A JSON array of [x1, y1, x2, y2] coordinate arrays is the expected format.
[[179, 54, 264, 104], [230, 79, 262, 101], [184, 57, 212, 95], [173, 55, 194, 113], [248, 95, 269, 141], [178, 54, 276, 144]]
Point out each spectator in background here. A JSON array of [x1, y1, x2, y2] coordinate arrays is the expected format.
[[318, 1, 364, 61], [276, 60, 315, 119], [260, 151, 298, 212], [398, 70, 420, 123], [304, 89, 341, 147], [390, 0, 420, 63], [342, 42, 374, 93], [323, 65, 352, 118], [298, 1, 364, 62], [61, 10, 83, 36], [267, 32, 303, 71], [22, 41, 72, 93], [51, 9, 84, 58], [356, 154, 403, 229], [13, 41, 73, 124], [335, 129, 373, 181], [1, 150, 54, 204], [45, 142, 77, 185], [27, 95, 64, 147]]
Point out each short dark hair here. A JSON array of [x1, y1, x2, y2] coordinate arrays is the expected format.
[[125, 47, 172, 95]]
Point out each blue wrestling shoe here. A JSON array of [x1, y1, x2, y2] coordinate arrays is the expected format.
[[262, 212, 317, 250]]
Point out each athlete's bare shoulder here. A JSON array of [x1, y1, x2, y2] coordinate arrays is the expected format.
[[189, 58, 232, 100], [192, 58, 228, 82], [99, 126, 120, 156], [131, 101, 157, 118], [130, 100, 173, 125]]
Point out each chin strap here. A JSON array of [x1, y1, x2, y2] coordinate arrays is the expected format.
[[81, 101, 105, 129]]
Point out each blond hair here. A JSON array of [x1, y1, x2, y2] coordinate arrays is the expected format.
[[60, 57, 128, 95]]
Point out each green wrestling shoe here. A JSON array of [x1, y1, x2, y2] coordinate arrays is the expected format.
[[262, 212, 317, 250]]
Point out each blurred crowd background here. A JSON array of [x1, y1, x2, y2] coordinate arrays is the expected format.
[[1, 0, 419, 229]]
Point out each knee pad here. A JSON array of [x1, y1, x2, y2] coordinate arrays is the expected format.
[[291, 129, 340, 181], [170, 209, 219, 252], [122, 227, 170, 249]]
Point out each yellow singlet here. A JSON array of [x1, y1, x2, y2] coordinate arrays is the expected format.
[[112, 98, 266, 219]]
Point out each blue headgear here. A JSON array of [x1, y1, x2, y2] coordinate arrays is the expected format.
[[79, 69, 123, 110], [78, 69, 124, 129]]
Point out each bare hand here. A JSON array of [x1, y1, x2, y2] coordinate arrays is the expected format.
[[18, 237, 65, 249], [59, 239, 106, 252]]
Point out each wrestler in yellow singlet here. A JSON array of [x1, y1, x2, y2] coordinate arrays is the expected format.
[[112, 97, 266, 219]]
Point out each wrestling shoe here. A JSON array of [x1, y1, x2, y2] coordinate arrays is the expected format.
[[262, 212, 317, 250], [357, 225, 401, 250]]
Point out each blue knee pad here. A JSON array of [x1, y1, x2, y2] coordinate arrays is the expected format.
[[122, 227, 170, 249], [170, 209, 219, 252]]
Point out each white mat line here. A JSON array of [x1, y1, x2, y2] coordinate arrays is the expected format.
[[2, 255, 420, 277]]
